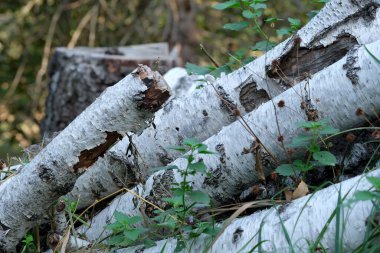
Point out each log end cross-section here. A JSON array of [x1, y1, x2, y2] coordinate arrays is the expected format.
[[132, 65, 171, 112]]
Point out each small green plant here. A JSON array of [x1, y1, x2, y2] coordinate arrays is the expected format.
[[152, 138, 218, 252], [276, 119, 339, 178], [105, 138, 217, 252], [106, 212, 152, 248], [59, 197, 88, 226], [20, 233, 36, 253]]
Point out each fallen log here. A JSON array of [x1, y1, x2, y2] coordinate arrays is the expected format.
[[118, 168, 380, 253], [0, 65, 170, 252], [78, 38, 380, 242], [67, 0, 380, 210]]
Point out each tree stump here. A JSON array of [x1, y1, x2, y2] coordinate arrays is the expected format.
[[41, 43, 177, 135]]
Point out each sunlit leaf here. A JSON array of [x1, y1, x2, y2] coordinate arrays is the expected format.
[[223, 21, 249, 31], [313, 151, 336, 166]]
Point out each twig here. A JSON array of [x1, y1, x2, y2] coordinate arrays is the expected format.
[[200, 43, 220, 67]]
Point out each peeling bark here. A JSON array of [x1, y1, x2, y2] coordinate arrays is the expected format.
[[78, 39, 380, 242], [0, 65, 170, 252], [118, 168, 380, 253], [266, 35, 359, 85], [68, 0, 380, 211]]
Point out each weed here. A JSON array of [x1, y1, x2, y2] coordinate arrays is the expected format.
[[106, 138, 217, 252], [275, 119, 339, 179], [20, 233, 36, 253]]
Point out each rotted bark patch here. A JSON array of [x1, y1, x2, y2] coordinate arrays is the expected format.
[[132, 65, 171, 111], [216, 85, 238, 121], [343, 47, 360, 85], [267, 35, 358, 86], [73, 131, 122, 172], [145, 170, 174, 217], [238, 76, 270, 113], [38, 165, 55, 182], [232, 227, 244, 244]]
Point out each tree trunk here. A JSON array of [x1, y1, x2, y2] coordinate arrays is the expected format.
[[0, 65, 170, 252], [117, 168, 380, 253], [165, 0, 199, 65], [42, 43, 176, 135], [67, 0, 380, 210], [78, 38, 380, 242]]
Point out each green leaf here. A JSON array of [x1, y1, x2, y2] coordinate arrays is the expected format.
[[367, 176, 380, 191], [307, 10, 319, 19], [188, 190, 211, 204], [293, 160, 313, 172], [175, 240, 186, 252], [108, 234, 126, 246], [198, 150, 216, 154], [209, 65, 232, 77], [188, 162, 207, 173], [196, 143, 208, 152], [353, 191, 380, 201], [251, 40, 276, 52], [276, 28, 292, 36], [163, 196, 183, 207], [114, 211, 128, 224], [309, 143, 320, 153], [183, 138, 201, 147], [242, 56, 255, 64], [265, 17, 282, 23], [288, 17, 301, 30], [250, 3, 267, 9], [185, 63, 214, 75], [125, 216, 142, 225], [124, 228, 145, 241], [223, 21, 249, 31], [106, 222, 124, 232], [157, 219, 177, 229], [313, 151, 336, 166], [297, 121, 323, 129], [150, 165, 178, 173], [319, 125, 339, 135], [168, 146, 187, 152], [275, 164, 294, 176], [242, 10, 255, 19], [212, 0, 239, 10], [144, 239, 157, 248], [287, 134, 314, 148]]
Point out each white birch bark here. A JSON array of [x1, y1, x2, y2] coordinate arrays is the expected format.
[[68, 0, 380, 210], [0, 65, 170, 252], [78, 38, 380, 242], [118, 168, 380, 253]]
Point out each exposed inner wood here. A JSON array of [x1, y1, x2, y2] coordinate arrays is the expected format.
[[238, 79, 270, 113], [133, 65, 171, 111], [266, 35, 358, 86], [73, 131, 122, 172]]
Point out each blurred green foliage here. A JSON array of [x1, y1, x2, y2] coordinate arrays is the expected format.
[[0, 0, 325, 162]]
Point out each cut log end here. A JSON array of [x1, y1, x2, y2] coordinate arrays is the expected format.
[[132, 65, 171, 111]]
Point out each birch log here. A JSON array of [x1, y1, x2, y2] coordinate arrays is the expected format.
[[0, 65, 170, 252], [68, 0, 380, 210], [118, 168, 380, 253], [78, 38, 380, 242]]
